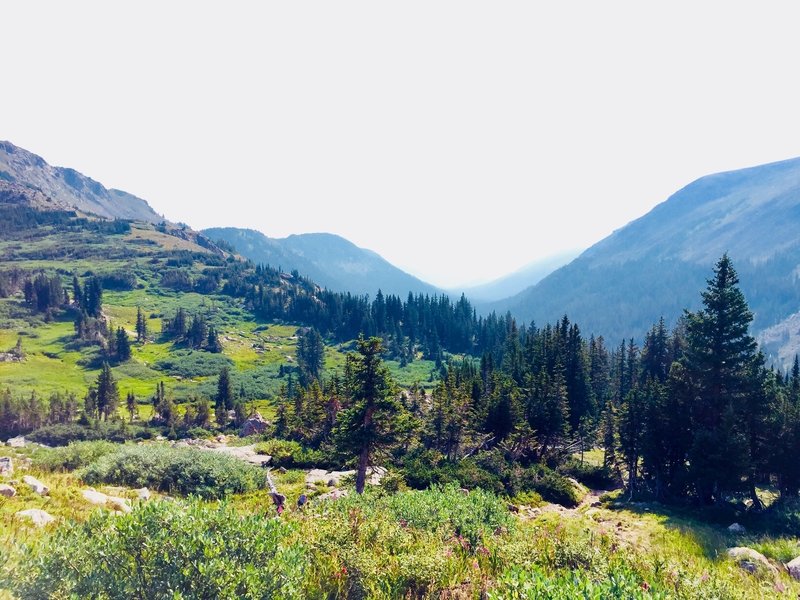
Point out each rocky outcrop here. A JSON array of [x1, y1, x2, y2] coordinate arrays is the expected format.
[[786, 556, 800, 580], [305, 466, 386, 488], [0, 483, 16, 497], [23, 475, 49, 496], [6, 435, 25, 447], [0, 456, 12, 476], [240, 412, 270, 437], [16, 509, 55, 527], [82, 488, 133, 513]]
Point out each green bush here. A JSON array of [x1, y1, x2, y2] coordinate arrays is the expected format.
[[34, 440, 117, 472], [522, 465, 582, 507], [2, 500, 307, 599], [559, 458, 618, 489], [80, 444, 265, 499], [155, 350, 233, 378], [254, 438, 325, 468], [27, 422, 153, 446]]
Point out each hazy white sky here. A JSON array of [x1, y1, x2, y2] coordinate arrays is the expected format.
[[3, 2, 800, 287]]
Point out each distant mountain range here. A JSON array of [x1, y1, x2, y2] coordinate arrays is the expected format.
[[492, 156, 800, 367], [0, 141, 162, 223], [203, 227, 443, 298], [455, 250, 580, 303]]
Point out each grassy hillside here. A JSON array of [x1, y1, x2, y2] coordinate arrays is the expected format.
[[0, 213, 435, 417]]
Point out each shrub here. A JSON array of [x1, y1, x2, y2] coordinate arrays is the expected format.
[[254, 439, 325, 468], [155, 350, 233, 378], [35, 440, 117, 472], [559, 458, 618, 489], [2, 500, 307, 599], [27, 422, 153, 446], [522, 465, 582, 507], [80, 444, 265, 498]]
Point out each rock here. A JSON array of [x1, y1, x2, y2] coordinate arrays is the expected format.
[[83, 489, 109, 505], [23, 475, 49, 496], [107, 496, 132, 514], [135, 487, 151, 501], [306, 468, 356, 487], [203, 444, 271, 466], [786, 556, 800, 580], [318, 488, 349, 501], [728, 522, 746, 534], [16, 508, 55, 527], [0, 456, 12, 477], [366, 466, 387, 485], [727, 547, 779, 576], [460, 488, 470, 495], [507, 503, 520, 513], [0, 483, 16, 497], [6, 435, 26, 447], [240, 411, 270, 437], [277, 467, 287, 474]]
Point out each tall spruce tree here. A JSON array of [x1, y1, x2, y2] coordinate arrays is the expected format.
[[682, 254, 759, 504]]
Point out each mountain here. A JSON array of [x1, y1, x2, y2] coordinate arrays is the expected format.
[[204, 227, 442, 298], [0, 140, 162, 223], [455, 250, 581, 302], [494, 156, 800, 366]]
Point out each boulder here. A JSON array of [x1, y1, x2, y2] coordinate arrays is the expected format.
[[306, 469, 356, 487], [728, 522, 746, 534], [135, 487, 151, 501], [240, 411, 270, 437], [82, 489, 109, 505], [786, 556, 800, 580], [0, 483, 16, 498], [6, 435, 26, 448], [727, 547, 779, 576], [318, 488, 349, 501], [107, 496, 132, 514], [23, 475, 49, 496], [0, 456, 12, 477], [16, 508, 55, 527]]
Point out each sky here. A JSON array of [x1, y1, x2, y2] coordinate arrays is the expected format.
[[3, 2, 800, 288]]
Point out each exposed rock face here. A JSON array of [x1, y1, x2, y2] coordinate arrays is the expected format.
[[23, 475, 49, 496], [0, 456, 12, 476], [135, 487, 151, 501], [203, 444, 271, 466], [0, 141, 162, 222], [82, 488, 134, 513], [16, 509, 55, 527], [240, 412, 270, 437], [0, 483, 16, 497], [727, 522, 746, 534], [727, 547, 779, 576], [317, 489, 349, 501], [82, 489, 109, 505], [305, 466, 386, 488]]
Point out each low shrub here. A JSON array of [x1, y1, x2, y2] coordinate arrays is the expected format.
[[35, 440, 117, 472], [559, 458, 618, 489], [154, 350, 232, 378], [254, 439, 325, 468], [2, 500, 307, 599], [27, 422, 153, 446], [521, 465, 582, 507], [80, 444, 265, 498]]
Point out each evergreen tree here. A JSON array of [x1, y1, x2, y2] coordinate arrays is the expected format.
[[135, 306, 148, 344], [195, 398, 211, 429], [206, 326, 223, 353], [334, 337, 408, 493], [95, 363, 119, 421], [682, 255, 760, 504], [296, 327, 325, 385], [216, 366, 234, 410], [115, 327, 131, 362], [126, 391, 137, 422]]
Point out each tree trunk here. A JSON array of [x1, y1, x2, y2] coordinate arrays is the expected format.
[[355, 444, 370, 494]]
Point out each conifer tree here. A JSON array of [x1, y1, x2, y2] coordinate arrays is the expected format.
[[335, 337, 408, 493], [216, 366, 234, 410], [95, 363, 119, 421], [135, 306, 147, 344], [115, 327, 131, 362], [126, 391, 137, 422], [195, 398, 211, 429]]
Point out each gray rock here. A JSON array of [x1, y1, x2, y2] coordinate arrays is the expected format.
[[135, 487, 151, 501], [16, 508, 55, 527], [6, 435, 26, 448], [727, 547, 778, 576], [240, 411, 270, 437], [786, 556, 800, 580], [203, 444, 271, 466], [0, 456, 12, 477], [23, 475, 49, 496], [82, 489, 109, 505], [0, 483, 16, 497], [317, 488, 349, 501], [728, 522, 746, 534], [107, 496, 132, 514]]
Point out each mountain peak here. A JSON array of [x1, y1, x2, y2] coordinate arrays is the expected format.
[[0, 140, 162, 223]]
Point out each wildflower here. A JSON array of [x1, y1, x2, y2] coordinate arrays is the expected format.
[[640, 581, 650, 591]]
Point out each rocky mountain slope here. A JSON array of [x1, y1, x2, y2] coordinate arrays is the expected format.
[[0, 141, 162, 223], [494, 156, 800, 366], [204, 227, 441, 298]]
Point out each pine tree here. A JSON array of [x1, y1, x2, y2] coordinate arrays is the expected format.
[[95, 363, 119, 421], [334, 337, 409, 493], [296, 327, 325, 385], [115, 327, 131, 362], [195, 398, 211, 429], [216, 366, 234, 410], [135, 306, 148, 344], [126, 391, 137, 422], [683, 254, 759, 504]]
